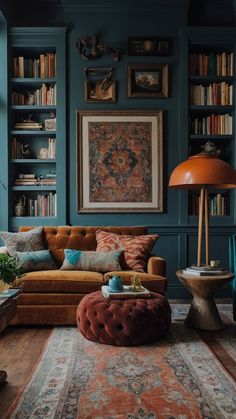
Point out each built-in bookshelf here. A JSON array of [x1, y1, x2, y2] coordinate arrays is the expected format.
[[179, 27, 236, 225], [8, 28, 66, 230]]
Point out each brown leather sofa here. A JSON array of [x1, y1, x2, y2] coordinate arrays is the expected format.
[[12, 226, 167, 325]]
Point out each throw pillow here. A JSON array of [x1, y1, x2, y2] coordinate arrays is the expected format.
[[0, 227, 45, 256], [96, 230, 159, 272], [16, 249, 56, 272], [60, 249, 123, 273]]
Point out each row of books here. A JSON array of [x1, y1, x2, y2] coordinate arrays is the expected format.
[[26, 193, 57, 217], [189, 82, 233, 106], [189, 51, 234, 77], [190, 113, 233, 135], [13, 53, 56, 78], [11, 84, 56, 106], [190, 193, 229, 216]]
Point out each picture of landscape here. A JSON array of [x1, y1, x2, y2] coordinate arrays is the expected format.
[[134, 71, 161, 92]]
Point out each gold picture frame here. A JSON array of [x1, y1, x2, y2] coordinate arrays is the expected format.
[[77, 109, 163, 213], [127, 63, 169, 98]]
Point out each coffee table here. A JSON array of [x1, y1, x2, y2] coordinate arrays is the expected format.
[[0, 288, 21, 385], [176, 270, 234, 330]]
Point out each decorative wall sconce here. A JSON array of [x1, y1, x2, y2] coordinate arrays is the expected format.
[[76, 34, 122, 62]]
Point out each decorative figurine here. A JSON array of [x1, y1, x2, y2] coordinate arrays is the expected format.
[[76, 33, 122, 62], [200, 140, 221, 155], [20, 144, 32, 158], [14, 195, 26, 216], [130, 275, 142, 292]]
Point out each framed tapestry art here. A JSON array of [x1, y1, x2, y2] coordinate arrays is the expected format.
[[77, 110, 163, 213], [127, 63, 169, 98]]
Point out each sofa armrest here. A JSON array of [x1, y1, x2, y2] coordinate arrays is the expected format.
[[147, 256, 166, 277]]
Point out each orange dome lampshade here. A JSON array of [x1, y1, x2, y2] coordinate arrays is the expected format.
[[169, 153, 236, 268]]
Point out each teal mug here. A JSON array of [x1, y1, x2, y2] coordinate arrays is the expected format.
[[108, 275, 123, 292]]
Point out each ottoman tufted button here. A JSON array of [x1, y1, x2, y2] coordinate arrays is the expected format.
[[77, 290, 171, 346]]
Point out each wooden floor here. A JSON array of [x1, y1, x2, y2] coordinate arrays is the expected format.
[[0, 304, 235, 418], [0, 326, 52, 419]]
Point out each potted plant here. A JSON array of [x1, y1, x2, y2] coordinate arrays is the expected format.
[[0, 254, 23, 292]]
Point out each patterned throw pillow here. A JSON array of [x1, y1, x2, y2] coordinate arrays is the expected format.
[[16, 250, 56, 272], [60, 249, 123, 273], [0, 227, 45, 256], [96, 230, 159, 272]]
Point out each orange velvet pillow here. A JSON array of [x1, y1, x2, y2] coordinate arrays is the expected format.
[[96, 230, 159, 272]]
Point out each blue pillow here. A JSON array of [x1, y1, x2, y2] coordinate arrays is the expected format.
[[16, 249, 56, 272], [60, 249, 123, 273]]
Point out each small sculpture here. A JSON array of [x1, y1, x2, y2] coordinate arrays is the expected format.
[[20, 144, 32, 158], [76, 34, 122, 62], [130, 275, 142, 292], [200, 140, 221, 155], [15, 195, 26, 217], [21, 114, 36, 123]]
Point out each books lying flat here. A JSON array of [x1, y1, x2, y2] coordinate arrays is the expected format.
[[101, 285, 151, 299], [183, 267, 225, 276], [14, 123, 43, 130]]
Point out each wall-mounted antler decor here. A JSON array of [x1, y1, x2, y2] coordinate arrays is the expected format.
[[84, 68, 117, 103], [76, 34, 122, 62]]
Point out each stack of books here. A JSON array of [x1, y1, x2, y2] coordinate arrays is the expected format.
[[38, 172, 56, 186], [101, 285, 151, 299], [14, 121, 43, 130], [15, 174, 38, 186], [183, 266, 225, 276]]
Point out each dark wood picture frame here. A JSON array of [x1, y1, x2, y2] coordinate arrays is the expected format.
[[85, 80, 117, 103], [127, 63, 169, 98], [76, 109, 163, 213], [128, 37, 171, 56]]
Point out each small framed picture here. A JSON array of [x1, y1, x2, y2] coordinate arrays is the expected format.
[[128, 37, 171, 56], [127, 63, 169, 98], [44, 118, 56, 131], [85, 80, 117, 103]]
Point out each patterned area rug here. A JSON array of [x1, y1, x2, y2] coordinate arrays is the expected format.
[[8, 304, 236, 419]]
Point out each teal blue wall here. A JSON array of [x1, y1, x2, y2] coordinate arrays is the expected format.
[[1, 0, 235, 298], [66, 6, 185, 227]]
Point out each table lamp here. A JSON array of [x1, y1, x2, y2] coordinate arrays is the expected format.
[[169, 148, 236, 269]]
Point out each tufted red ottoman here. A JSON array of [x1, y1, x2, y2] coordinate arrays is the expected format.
[[77, 291, 171, 346]]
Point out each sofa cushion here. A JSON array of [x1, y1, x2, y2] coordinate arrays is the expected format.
[[0, 227, 45, 256], [60, 249, 123, 272], [20, 270, 104, 293], [16, 250, 57, 272], [18, 226, 148, 267], [96, 230, 159, 272]]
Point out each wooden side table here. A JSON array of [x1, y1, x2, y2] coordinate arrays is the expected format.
[[0, 288, 21, 385], [176, 270, 234, 330]]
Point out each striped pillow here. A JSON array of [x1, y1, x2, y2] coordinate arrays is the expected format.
[[96, 230, 159, 272]]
